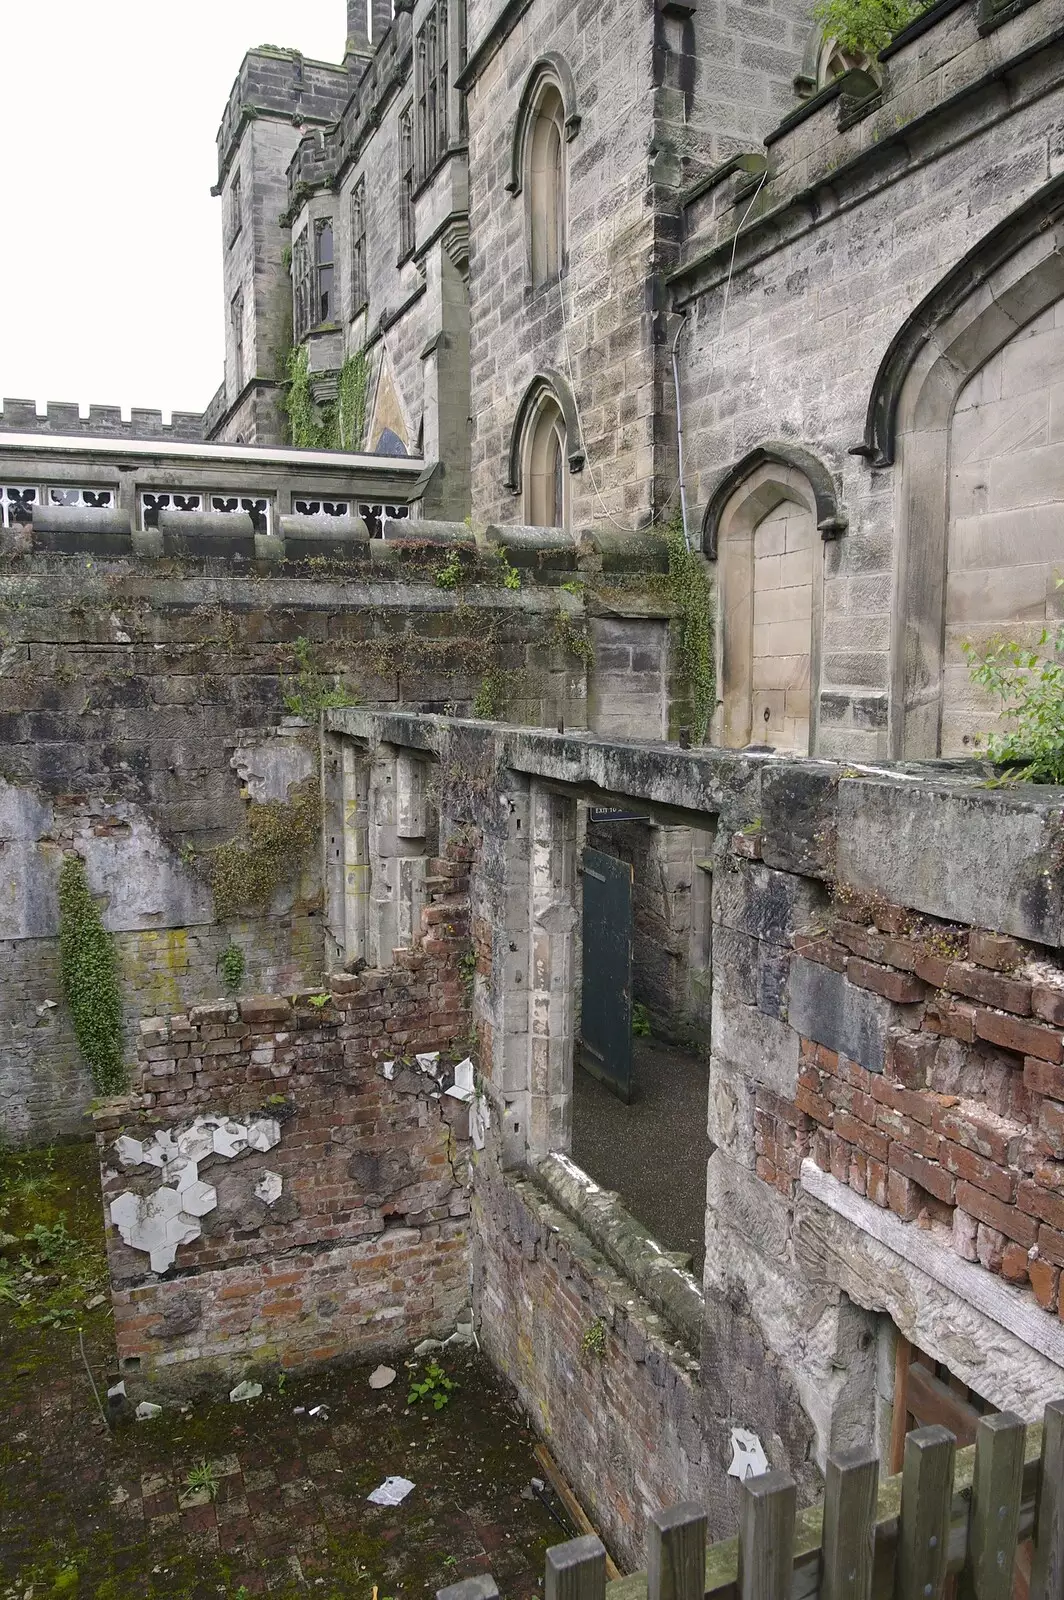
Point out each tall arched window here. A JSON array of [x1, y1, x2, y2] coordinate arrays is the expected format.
[[528, 85, 565, 287], [525, 394, 568, 528]]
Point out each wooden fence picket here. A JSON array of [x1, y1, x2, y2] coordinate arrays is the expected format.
[[647, 1502, 707, 1600], [546, 1534, 608, 1600], [738, 1468, 797, 1600], [896, 1425, 954, 1600], [1030, 1399, 1064, 1600], [960, 1411, 1025, 1600], [821, 1443, 879, 1600]]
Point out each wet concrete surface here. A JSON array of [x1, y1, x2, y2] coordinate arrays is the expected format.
[[571, 1036, 711, 1279]]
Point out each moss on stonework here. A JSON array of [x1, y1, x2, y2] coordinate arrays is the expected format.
[[208, 777, 322, 920]]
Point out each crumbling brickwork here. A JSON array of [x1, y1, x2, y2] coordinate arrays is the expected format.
[[94, 864, 473, 1387]]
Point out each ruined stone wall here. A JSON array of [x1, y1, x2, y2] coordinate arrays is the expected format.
[[0, 545, 589, 1144], [95, 864, 472, 1389], [473, 1165, 707, 1572]]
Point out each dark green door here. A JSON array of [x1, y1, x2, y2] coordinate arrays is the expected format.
[[580, 847, 633, 1102]]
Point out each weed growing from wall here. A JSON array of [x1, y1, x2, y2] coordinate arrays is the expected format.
[[209, 778, 322, 919], [57, 857, 126, 1095], [964, 625, 1064, 783], [282, 636, 360, 715], [664, 518, 715, 743], [812, 0, 928, 56], [553, 607, 594, 669], [218, 941, 246, 992]]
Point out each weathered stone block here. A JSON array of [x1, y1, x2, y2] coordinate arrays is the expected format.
[[787, 956, 916, 1073]]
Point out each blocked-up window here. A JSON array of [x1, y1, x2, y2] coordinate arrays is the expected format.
[[293, 226, 312, 342], [528, 84, 566, 286], [230, 290, 244, 392], [315, 219, 335, 324], [399, 105, 415, 260], [226, 170, 242, 247], [350, 181, 367, 314]]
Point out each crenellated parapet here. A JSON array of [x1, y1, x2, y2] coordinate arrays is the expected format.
[[0, 398, 205, 443]]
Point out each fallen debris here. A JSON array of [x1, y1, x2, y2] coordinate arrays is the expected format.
[[367, 1475, 415, 1506], [229, 1380, 262, 1403], [369, 1365, 397, 1389], [134, 1401, 162, 1421]]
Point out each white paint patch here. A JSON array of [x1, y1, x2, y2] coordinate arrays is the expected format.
[[111, 1113, 284, 1273]]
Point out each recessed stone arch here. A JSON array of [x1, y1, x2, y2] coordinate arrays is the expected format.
[[709, 460, 826, 756], [505, 372, 585, 502], [884, 180, 1064, 757], [701, 442, 847, 558], [506, 54, 581, 198]]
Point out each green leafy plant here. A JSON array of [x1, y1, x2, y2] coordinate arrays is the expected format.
[[334, 349, 370, 451], [435, 549, 466, 591], [664, 517, 715, 744], [964, 625, 1064, 784], [282, 636, 360, 716], [473, 667, 509, 720], [554, 608, 594, 669], [57, 856, 126, 1095], [632, 1002, 652, 1038], [812, 0, 928, 56], [24, 1220, 77, 1264], [209, 778, 322, 919], [184, 1459, 222, 1500], [307, 992, 330, 1009], [283, 343, 321, 449], [37, 1305, 77, 1330], [407, 1362, 459, 1411], [219, 941, 246, 992], [581, 1318, 608, 1358]]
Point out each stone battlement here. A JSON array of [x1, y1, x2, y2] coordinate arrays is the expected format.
[[0, 398, 205, 443]]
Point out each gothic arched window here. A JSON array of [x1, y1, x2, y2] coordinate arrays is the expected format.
[[528, 84, 566, 287], [524, 393, 568, 528]]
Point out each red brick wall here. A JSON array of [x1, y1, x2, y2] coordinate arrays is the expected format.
[[95, 861, 476, 1386], [760, 905, 1064, 1318]]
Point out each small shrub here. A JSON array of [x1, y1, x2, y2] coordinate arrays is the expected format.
[[407, 1363, 459, 1411], [963, 625, 1064, 784], [282, 636, 359, 716], [434, 550, 466, 591], [185, 1459, 221, 1500], [632, 1002, 652, 1038], [219, 941, 245, 992], [581, 1318, 608, 1359], [811, 0, 928, 56], [209, 778, 322, 919], [307, 992, 330, 1009]]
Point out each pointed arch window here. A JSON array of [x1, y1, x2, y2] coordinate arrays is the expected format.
[[525, 393, 569, 528], [528, 84, 566, 287]]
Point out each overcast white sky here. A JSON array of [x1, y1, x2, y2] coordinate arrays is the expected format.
[[0, 2, 343, 418]]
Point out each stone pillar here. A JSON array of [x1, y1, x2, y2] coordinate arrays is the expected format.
[[527, 783, 578, 1161], [487, 778, 533, 1168], [421, 231, 471, 521], [323, 735, 371, 969], [345, 0, 373, 65], [367, 747, 428, 966]]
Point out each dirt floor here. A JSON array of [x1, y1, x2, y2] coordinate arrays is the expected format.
[[571, 1035, 711, 1278], [0, 1143, 566, 1599]]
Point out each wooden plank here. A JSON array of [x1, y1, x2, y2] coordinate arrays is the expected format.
[[738, 1470, 797, 1600], [547, 1536, 608, 1600], [906, 1364, 981, 1448], [1030, 1399, 1064, 1600], [822, 1444, 879, 1600], [534, 1443, 623, 1582], [890, 1336, 913, 1476], [896, 1426, 955, 1600], [958, 1412, 1025, 1600], [647, 1503, 707, 1600]]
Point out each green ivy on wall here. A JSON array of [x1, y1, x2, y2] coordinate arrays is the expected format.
[[664, 518, 715, 743], [57, 856, 126, 1095], [282, 344, 371, 451]]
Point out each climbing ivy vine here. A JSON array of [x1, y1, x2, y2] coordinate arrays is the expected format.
[[57, 856, 126, 1095], [282, 344, 371, 451], [208, 778, 322, 920], [664, 518, 715, 743]]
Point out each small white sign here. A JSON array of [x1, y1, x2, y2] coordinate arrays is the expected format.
[[368, 1475, 415, 1506]]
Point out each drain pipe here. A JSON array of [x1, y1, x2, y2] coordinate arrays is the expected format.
[[669, 310, 691, 551]]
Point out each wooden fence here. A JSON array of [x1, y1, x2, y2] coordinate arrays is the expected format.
[[438, 1402, 1064, 1600]]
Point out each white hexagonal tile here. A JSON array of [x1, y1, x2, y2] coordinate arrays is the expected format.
[[246, 1118, 280, 1153], [180, 1180, 217, 1218]]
